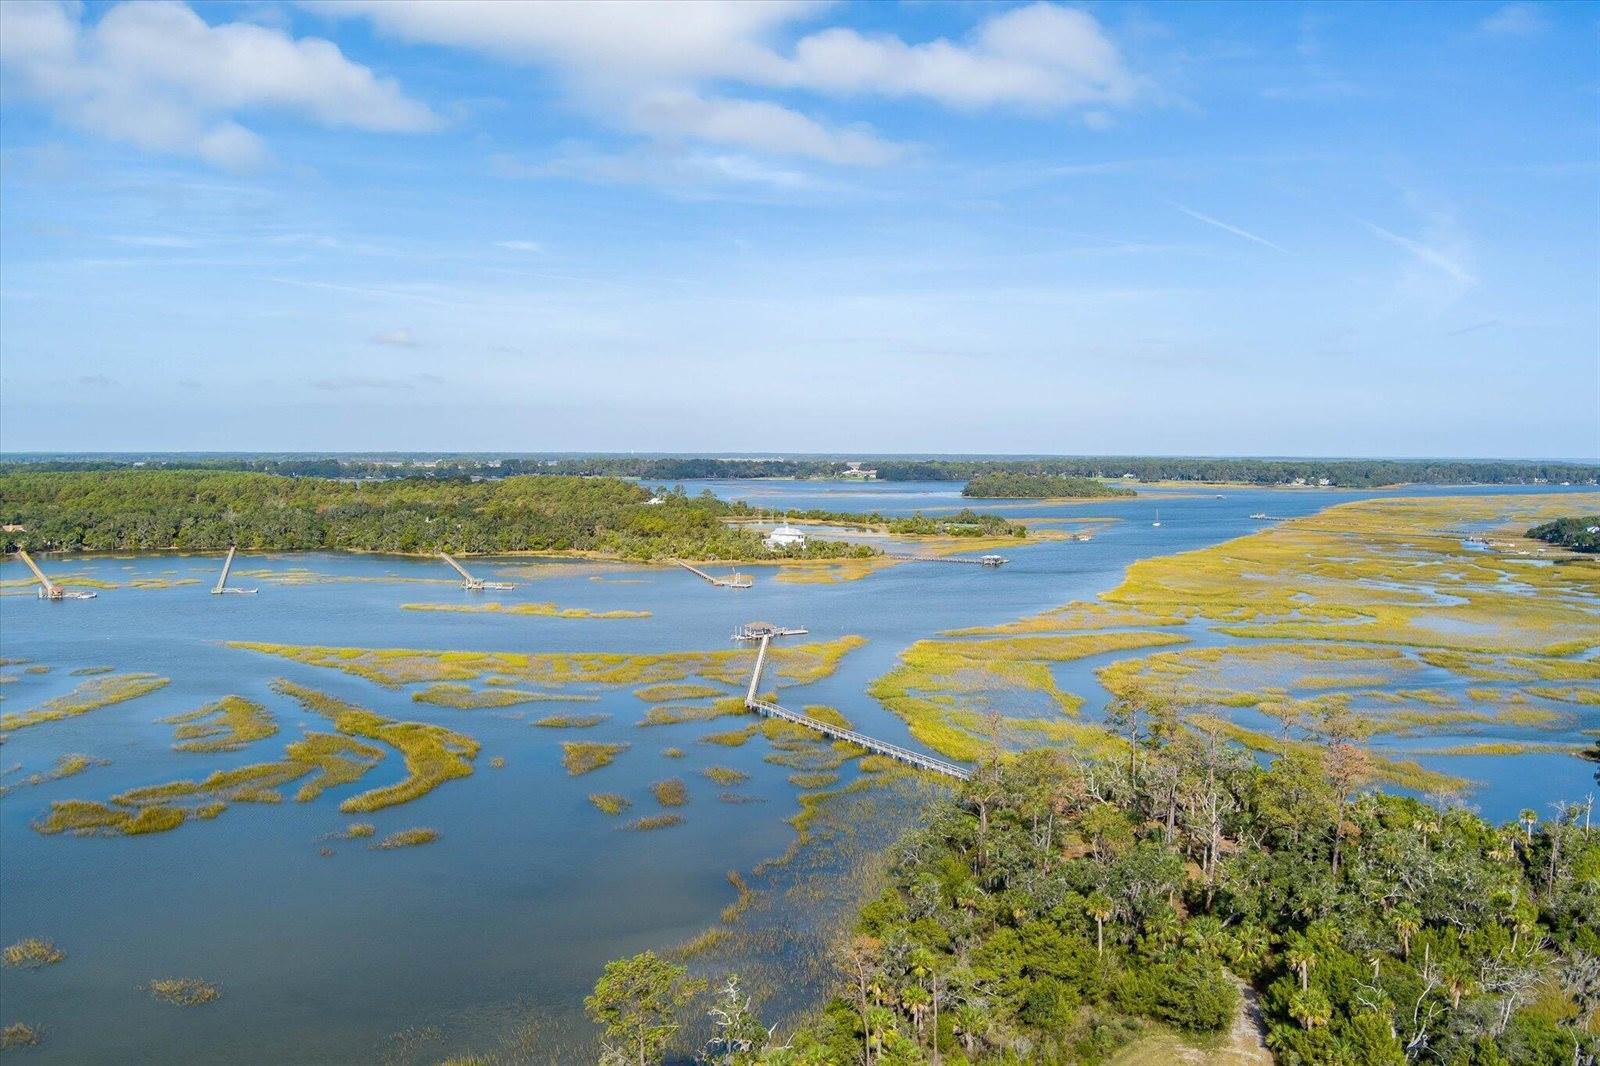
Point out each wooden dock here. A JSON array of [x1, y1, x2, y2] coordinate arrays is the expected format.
[[885, 553, 1007, 567], [741, 626, 970, 781], [677, 561, 753, 588]]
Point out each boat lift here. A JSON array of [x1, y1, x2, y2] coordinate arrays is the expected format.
[[14, 548, 96, 600], [439, 552, 515, 591]]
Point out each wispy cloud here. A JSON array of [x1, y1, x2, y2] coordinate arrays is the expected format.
[[1359, 219, 1474, 288], [1174, 205, 1288, 253], [369, 328, 419, 348], [311, 375, 416, 391], [1445, 319, 1500, 337], [1478, 4, 1549, 37], [496, 240, 542, 253]]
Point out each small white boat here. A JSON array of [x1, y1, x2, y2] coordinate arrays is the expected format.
[[1250, 512, 1268, 520], [1151, 509, 1161, 528]]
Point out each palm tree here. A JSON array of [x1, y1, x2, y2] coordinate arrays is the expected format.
[[1519, 808, 1538, 845], [1285, 936, 1318, 992], [1086, 892, 1115, 958], [1391, 905, 1420, 961], [1289, 988, 1332, 1030]]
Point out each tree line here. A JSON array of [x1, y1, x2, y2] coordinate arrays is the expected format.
[[5, 455, 1596, 489], [962, 473, 1135, 499], [0, 470, 877, 562], [590, 706, 1600, 1064], [1527, 517, 1600, 554]]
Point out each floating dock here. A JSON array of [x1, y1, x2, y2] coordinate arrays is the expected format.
[[738, 622, 970, 781], [439, 552, 515, 591], [212, 546, 258, 595], [14, 548, 95, 600], [677, 561, 753, 588]]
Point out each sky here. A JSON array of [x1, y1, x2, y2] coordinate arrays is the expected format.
[[0, 1, 1596, 458]]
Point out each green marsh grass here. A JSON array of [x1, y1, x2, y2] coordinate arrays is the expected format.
[[661, 747, 685, 758], [531, 713, 609, 728], [1, 1023, 41, 1049], [147, 979, 220, 1006], [700, 725, 759, 747], [625, 814, 683, 831], [701, 766, 749, 785], [634, 683, 724, 702], [0, 673, 169, 732], [374, 827, 439, 849], [0, 753, 106, 796], [412, 684, 574, 710], [273, 680, 478, 812], [561, 741, 628, 775], [651, 778, 688, 807], [588, 793, 630, 815], [3, 939, 64, 968], [401, 601, 650, 619], [162, 696, 276, 752]]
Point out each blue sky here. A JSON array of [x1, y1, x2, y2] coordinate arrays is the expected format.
[[1, 1, 1595, 458]]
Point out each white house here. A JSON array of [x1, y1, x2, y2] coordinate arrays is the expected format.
[[764, 522, 807, 550]]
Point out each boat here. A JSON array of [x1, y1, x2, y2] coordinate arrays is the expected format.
[[979, 554, 1007, 567], [1151, 508, 1161, 528], [1250, 512, 1268, 520]]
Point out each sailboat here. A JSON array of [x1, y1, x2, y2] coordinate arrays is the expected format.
[[1151, 508, 1161, 528]]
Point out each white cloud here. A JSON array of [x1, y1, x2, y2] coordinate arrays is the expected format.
[[496, 240, 543, 252], [1360, 219, 1474, 290], [311, 1, 1141, 166], [1478, 4, 1549, 37], [1175, 205, 1288, 253], [370, 328, 420, 347], [0, 1, 437, 169], [494, 145, 823, 198]]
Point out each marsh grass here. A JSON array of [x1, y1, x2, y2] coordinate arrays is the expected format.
[[700, 725, 759, 747], [1412, 742, 1580, 757], [720, 870, 755, 924], [562, 741, 628, 775], [661, 747, 685, 758], [652, 778, 688, 807], [640, 698, 749, 727], [69, 665, 115, 676], [1, 1023, 41, 1049], [163, 696, 276, 752], [413, 684, 576, 710], [374, 827, 439, 849], [0, 673, 170, 732], [788, 771, 839, 789], [401, 601, 650, 619], [701, 766, 749, 786], [588, 793, 630, 815], [0, 753, 107, 796], [273, 681, 477, 811], [531, 713, 609, 728], [3, 939, 64, 968], [489, 755, 506, 768], [634, 683, 724, 702], [625, 813, 683, 831], [344, 822, 376, 838], [148, 978, 220, 1006]]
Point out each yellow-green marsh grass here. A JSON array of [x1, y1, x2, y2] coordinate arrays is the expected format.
[[3, 939, 63, 968], [231, 634, 865, 692], [373, 827, 439, 849], [588, 793, 630, 815], [0, 1023, 41, 1049], [869, 631, 1186, 760], [651, 778, 688, 807], [625, 813, 683, 831], [788, 771, 839, 789], [634, 683, 725, 702], [531, 713, 609, 728], [148, 978, 220, 1006], [163, 696, 275, 752], [412, 683, 573, 710], [0, 753, 107, 796], [561, 741, 628, 775], [344, 822, 376, 838], [1529, 686, 1600, 705], [700, 725, 759, 747], [68, 665, 115, 676], [639, 697, 749, 727], [401, 601, 649, 619], [701, 766, 749, 785], [1411, 742, 1582, 757], [945, 600, 1187, 637], [272, 681, 477, 811], [661, 747, 685, 758], [0, 673, 169, 732]]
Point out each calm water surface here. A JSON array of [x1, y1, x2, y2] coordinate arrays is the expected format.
[[1, 481, 1594, 1063]]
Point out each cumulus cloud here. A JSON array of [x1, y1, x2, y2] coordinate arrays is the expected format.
[[0, 1, 438, 169], [311, 1, 1141, 166]]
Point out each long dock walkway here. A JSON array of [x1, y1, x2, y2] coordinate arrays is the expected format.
[[740, 628, 971, 781], [677, 561, 752, 588]]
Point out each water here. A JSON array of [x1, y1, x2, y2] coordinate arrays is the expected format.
[[1, 481, 1594, 1063]]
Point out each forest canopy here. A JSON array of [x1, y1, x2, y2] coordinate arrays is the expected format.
[[0, 470, 877, 561], [1527, 516, 1600, 553], [962, 473, 1135, 499]]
